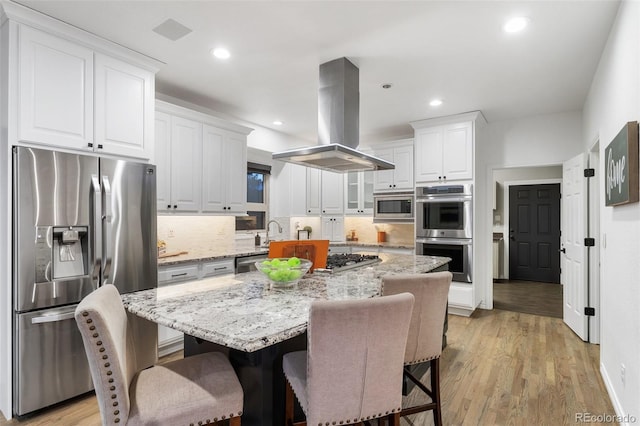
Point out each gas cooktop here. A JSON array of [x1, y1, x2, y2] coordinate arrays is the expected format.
[[317, 253, 381, 273]]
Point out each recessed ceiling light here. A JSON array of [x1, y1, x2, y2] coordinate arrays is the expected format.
[[211, 47, 230, 59], [504, 16, 529, 33], [273, 120, 283, 126], [429, 99, 443, 107]]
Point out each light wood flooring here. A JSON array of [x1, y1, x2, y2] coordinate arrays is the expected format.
[[1, 309, 614, 425], [493, 280, 563, 318]]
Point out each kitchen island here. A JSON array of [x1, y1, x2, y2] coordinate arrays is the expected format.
[[122, 253, 450, 425]]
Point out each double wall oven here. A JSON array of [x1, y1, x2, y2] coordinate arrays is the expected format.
[[416, 184, 473, 283]]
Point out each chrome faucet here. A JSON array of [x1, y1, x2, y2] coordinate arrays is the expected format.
[[265, 220, 283, 244]]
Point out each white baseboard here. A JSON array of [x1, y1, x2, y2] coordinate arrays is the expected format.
[[158, 336, 184, 358], [600, 361, 633, 425]]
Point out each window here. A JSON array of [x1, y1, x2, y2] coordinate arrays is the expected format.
[[236, 163, 270, 231]]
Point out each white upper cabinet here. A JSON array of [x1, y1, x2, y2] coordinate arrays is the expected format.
[[412, 113, 484, 184], [372, 141, 414, 192], [306, 168, 321, 215], [414, 121, 472, 183], [18, 25, 93, 151], [155, 112, 172, 211], [14, 22, 157, 159], [94, 53, 154, 159], [202, 125, 247, 214], [155, 100, 252, 215], [169, 116, 203, 212], [345, 171, 374, 215], [270, 162, 307, 218], [320, 170, 344, 215]]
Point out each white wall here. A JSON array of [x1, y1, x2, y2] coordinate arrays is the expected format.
[[474, 110, 583, 310], [582, 1, 640, 420]]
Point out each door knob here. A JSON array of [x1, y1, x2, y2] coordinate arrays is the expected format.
[[560, 248, 566, 254]]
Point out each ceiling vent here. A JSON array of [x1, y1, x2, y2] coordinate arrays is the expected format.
[[152, 19, 193, 41]]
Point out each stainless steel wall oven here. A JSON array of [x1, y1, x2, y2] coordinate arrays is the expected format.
[[416, 184, 472, 282]]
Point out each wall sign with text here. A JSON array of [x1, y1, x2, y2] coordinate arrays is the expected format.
[[605, 121, 638, 206]]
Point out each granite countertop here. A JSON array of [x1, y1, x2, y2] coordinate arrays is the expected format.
[[331, 241, 414, 249], [158, 242, 413, 266], [124, 253, 450, 353], [159, 246, 269, 266]]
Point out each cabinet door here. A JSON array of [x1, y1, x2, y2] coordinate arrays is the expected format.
[[18, 25, 93, 150], [415, 127, 444, 183], [442, 122, 473, 181], [289, 164, 308, 216], [155, 112, 172, 211], [321, 171, 344, 215], [306, 168, 321, 215], [320, 216, 333, 240], [224, 132, 247, 214], [373, 148, 395, 191], [345, 172, 360, 214], [392, 145, 414, 190], [94, 53, 154, 159], [170, 116, 202, 212], [331, 216, 345, 242], [202, 124, 225, 212], [362, 171, 374, 213]]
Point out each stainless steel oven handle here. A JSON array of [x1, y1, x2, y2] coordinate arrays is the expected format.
[[31, 311, 76, 324], [416, 196, 472, 203], [416, 237, 472, 245]]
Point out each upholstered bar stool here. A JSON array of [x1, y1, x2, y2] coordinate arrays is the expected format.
[[382, 271, 452, 426], [282, 293, 415, 426], [75, 284, 244, 426]]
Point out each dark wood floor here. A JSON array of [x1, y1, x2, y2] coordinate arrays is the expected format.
[[493, 279, 563, 318]]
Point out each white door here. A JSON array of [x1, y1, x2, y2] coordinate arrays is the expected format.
[[562, 153, 588, 340], [202, 124, 225, 212]]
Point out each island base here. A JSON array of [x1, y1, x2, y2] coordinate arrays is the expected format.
[[184, 333, 307, 426]]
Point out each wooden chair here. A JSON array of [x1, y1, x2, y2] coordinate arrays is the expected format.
[[282, 293, 415, 426], [75, 284, 243, 426], [381, 272, 453, 426]]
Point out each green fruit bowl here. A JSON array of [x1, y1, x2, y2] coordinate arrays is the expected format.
[[255, 257, 313, 288]]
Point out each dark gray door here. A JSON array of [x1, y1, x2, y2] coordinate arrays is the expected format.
[[509, 184, 561, 283]]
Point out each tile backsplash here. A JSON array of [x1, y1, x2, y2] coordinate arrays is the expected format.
[[343, 217, 414, 245], [158, 215, 415, 252], [157, 216, 238, 252]]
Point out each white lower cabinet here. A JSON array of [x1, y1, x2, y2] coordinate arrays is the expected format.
[[157, 259, 235, 355]]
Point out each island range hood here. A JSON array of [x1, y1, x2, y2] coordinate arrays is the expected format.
[[272, 58, 394, 173]]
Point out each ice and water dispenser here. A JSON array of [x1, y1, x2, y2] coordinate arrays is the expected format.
[[35, 226, 89, 282]]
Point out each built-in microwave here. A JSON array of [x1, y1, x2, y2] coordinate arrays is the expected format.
[[373, 192, 414, 223]]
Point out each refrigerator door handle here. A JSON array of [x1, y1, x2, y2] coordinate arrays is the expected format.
[[31, 311, 76, 324], [102, 176, 112, 284], [91, 175, 102, 286]]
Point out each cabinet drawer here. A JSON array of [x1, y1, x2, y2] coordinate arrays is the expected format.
[[201, 259, 235, 278], [158, 264, 199, 284]]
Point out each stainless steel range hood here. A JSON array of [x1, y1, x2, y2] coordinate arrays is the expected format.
[[272, 58, 394, 172]]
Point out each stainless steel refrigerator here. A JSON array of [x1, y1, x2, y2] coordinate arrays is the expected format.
[[12, 146, 158, 416]]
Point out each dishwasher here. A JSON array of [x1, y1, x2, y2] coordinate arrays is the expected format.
[[235, 253, 269, 273]]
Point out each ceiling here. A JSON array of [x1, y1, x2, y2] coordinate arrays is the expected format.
[[14, 0, 620, 145]]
